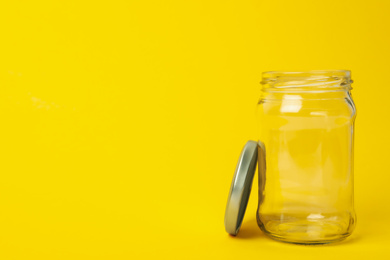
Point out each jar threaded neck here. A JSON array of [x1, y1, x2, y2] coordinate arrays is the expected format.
[[261, 70, 352, 92]]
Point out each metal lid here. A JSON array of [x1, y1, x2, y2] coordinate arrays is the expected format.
[[224, 141, 258, 236]]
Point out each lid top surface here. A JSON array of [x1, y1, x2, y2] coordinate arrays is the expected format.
[[224, 141, 258, 236]]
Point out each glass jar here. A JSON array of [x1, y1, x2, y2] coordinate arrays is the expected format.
[[256, 70, 356, 244]]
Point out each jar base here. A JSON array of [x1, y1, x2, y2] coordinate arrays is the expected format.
[[257, 213, 355, 245], [262, 232, 350, 245]]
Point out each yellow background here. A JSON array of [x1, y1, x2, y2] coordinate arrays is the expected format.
[[0, 0, 389, 259]]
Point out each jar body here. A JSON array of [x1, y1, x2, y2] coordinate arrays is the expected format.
[[256, 72, 356, 244]]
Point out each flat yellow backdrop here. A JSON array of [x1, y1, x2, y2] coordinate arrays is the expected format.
[[0, 0, 389, 259]]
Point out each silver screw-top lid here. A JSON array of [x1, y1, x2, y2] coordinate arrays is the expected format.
[[224, 141, 258, 236]]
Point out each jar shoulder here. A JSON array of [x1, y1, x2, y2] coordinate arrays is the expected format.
[[257, 93, 356, 118]]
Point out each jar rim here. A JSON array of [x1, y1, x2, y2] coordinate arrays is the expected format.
[[262, 70, 350, 78], [261, 70, 352, 92]]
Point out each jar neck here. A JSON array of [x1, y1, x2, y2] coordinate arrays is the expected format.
[[260, 90, 352, 101], [261, 70, 352, 93]]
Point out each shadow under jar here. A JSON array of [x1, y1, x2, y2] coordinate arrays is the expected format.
[[256, 71, 356, 244]]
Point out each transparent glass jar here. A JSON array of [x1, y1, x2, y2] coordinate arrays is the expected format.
[[256, 70, 356, 244]]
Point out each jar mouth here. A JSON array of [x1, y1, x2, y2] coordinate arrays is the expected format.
[[261, 70, 352, 92]]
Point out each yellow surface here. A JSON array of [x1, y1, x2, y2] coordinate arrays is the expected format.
[[0, 0, 389, 259]]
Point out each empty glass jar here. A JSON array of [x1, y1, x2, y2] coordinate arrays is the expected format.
[[256, 70, 356, 244]]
